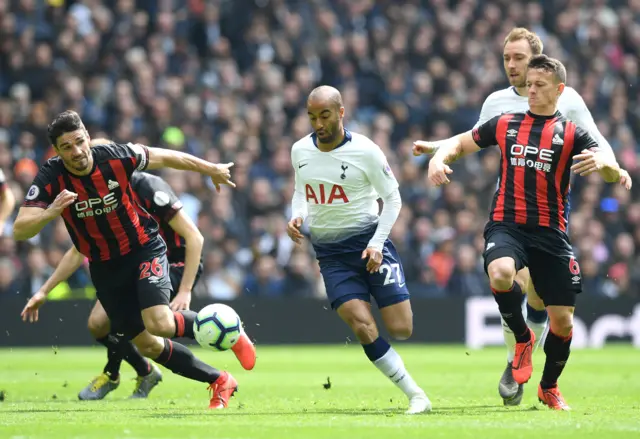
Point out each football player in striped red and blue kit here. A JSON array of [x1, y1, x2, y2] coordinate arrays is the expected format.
[[287, 86, 431, 414], [14, 110, 241, 409]]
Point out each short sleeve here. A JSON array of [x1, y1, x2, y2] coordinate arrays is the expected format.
[[95, 142, 149, 173], [133, 174, 182, 222], [23, 166, 55, 208], [573, 126, 599, 156], [471, 115, 501, 148], [362, 144, 399, 199]]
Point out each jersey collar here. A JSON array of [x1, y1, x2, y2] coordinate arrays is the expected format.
[[526, 110, 561, 120], [311, 129, 352, 150]]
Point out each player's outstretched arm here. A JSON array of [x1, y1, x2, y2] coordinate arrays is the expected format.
[[569, 128, 624, 185], [145, 147, 235, 192], [0, 183, 16, 234], [13, 190, 77, 241], [21, 246, 85, 322], [427, 132, 482, 186], [167, 210, 204, 311]]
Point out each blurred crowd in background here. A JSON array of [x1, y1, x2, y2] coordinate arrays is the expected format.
[[0, 0, 639, 303]]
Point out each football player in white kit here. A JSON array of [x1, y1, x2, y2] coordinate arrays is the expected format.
[[413, 28, 631, 406], [286, 86, 431, 414]]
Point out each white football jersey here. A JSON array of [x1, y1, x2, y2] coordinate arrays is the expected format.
[[291, 130, 398, 256], [474, 86, 613, 154]]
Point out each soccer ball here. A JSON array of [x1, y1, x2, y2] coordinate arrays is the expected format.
[[193, 304, 242, 351]]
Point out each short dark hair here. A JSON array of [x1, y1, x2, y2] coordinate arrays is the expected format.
[[47, 110, 85, 146], [527, 54, 567, 84]]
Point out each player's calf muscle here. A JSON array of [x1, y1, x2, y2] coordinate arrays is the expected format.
[[487, 258, 517, 290], [132, 331, 164, 358], [337, 301, 378, 343], [141, 305, 176, 337], [381, 302, 413, 340]]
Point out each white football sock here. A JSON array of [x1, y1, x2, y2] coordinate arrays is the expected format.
[[502, 316, 517, 363], [527, 318, 548, 351], [373, 347, 424, 398]]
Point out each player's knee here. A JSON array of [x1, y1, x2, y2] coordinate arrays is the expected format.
[[488, 259, 517, 290], [549, 311, 573, 337], [87, 313, 109, 339], [387, 321, 413, 341], [143, 313, 175, 338]]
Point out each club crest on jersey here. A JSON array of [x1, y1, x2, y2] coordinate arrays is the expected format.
[[340, 163, 348, 180], [26, 185, 39, 200]]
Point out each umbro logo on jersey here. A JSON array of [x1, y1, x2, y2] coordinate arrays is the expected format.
[[506, 129, 518, 137], [552, 134, 564, 145], [107, 180, 120, 190]]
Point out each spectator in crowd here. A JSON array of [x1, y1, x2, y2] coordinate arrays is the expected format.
[[0, 0, 638, 301]]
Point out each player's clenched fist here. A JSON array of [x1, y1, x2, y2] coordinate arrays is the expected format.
[[210, 162, 236, 192], [412, 141, 439, 156], [428, 159, 453, 186], [49, 190, 78, 215], [287, 217, 304, 244]]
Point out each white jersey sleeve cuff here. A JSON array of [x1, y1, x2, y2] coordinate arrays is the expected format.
[[367, 188, 402, 251], [291, 189, 308, 221]]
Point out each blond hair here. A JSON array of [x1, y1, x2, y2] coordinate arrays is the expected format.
[[504, 28, 543, 55]]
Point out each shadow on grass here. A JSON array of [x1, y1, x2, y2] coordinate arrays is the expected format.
[[139, 404, 536, 418]]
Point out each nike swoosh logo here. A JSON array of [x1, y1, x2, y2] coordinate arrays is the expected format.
[[298, 164, 308, 169], [398, 282, 406, 287]]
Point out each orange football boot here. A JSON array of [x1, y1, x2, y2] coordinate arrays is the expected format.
[[512, 328, 535, 384], [208, 371, 238, 409], [231, 332, 257, 370], [538, 384, 571, 411]]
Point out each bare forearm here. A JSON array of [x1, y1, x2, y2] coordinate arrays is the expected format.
[[0, 189, 15, 224], [149, 148, 217, 175], [13, 209, 57, 241], [432, 135, 465, 165], [40, 248, 85, 295], [177, 232, 204, 293]]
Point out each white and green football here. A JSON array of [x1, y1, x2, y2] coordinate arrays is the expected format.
[[193, 304, 242, 351]]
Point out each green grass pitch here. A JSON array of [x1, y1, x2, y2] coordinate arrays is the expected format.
[[1, 344, 639, 439]]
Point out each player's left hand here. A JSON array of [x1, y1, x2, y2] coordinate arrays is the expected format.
[[428, 159, 453, 186], [571, 149, 615, 176], [21, 291, 47, 323], [362, 247, 383, 273], [210, 163, 236, 193], [170, 291, 191, 311], [412, 140, 439, 156], [619, 169, 632, 190]]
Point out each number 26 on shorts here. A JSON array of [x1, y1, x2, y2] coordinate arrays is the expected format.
[[379, 263, 404, 286], [139, 257, 163, 279]]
